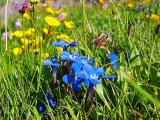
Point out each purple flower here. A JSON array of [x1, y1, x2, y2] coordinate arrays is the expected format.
[[1, 32, 8, 41], [15, 19, 22, 29]]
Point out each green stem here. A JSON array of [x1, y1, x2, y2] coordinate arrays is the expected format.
[[82, 0, 87, 46]]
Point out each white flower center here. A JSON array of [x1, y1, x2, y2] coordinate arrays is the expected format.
[[90, 74, 98, 79]]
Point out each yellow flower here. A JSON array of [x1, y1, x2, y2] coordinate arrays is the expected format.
[[57, 34, 73, 42], [21, 38, 32, 46], [99, 0, 106, 4], [45, 16, 61, 27], [45, 7, 54, 14], [13, 47, 23, 56], [43, 28, 49, 35], [34, 48, 40, 53], [42, 3, 48, 8], [30, 0, 40, 4], [64, 21, 74, 29], [23, 13, 30, 20], [150, 14, 160, 21], [62, 12, 67, 17], [32, 37, 42, 46], [54, 9, 61, 14], [47, 0, 51, 5], [42, 52, 50, 59], [24, 28, 35, 37], [127, 2, 134, 8], [10, 32, 15, 38], [13, 30, 24, 39]]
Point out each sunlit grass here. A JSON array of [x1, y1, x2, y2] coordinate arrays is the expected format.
[[0, 1, 160, 119]]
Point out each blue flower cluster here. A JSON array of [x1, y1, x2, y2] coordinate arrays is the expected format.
[[39, 40, 118, 113]]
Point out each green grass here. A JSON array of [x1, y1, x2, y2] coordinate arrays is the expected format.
[[0, 1, 160, 119]]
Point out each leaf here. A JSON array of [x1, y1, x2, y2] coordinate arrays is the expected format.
[[65, 99, 78, 120], [32, 107, 41, 120], [95, 84, 111, 111]]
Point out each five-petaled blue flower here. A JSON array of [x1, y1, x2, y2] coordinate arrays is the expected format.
[[77, 64, 117, 87], [109, 52, 118, 69], [52, 40, 77, 51]]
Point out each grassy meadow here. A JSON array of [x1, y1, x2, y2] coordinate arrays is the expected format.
[[0, 0, 160, 119]]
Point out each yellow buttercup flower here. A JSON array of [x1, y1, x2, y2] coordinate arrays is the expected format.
[[150, 14, 160, 21], [43, 28, 49, 35], [127, 2, 134, 8], [45, 16, 61, 27], [23, 13, 30, 20], [13, 47, 23, 56], [54, 9, 61, 14], [21, 38, 32, 46], [42, 52, 50, 59], [45, 7, 54, 14], [13, 30, 24, 39], [64, 21, 74, 29], [32, 37, 42, 46], [24, 28, 35, 37], [57, 34, 73, 42]]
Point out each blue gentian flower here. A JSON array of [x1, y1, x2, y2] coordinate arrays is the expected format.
[[109, 52, 118, 69], [77, 64, 105, 86], [37, 102, 46, 113], [43, 57, 60, 84], [77, 64, 116, 87], [61, 51, 79, 62], [136, 6, 141, 12], [43, 56, 60, 74], [46, 92, 56, 108], [63, 74, 81, 91], [52, 40, 77, 51]]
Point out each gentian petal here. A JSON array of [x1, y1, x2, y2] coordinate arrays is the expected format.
[[96, 67, 105, 76], [52, 40, 66, 47], [63, 74, 75, 84], [76, 71, 88, 79], [46, 92, 51, 100], [37, 102, 46, 113], [51, 56, 58, 63], [48, 98, 56, 108], [72, 81, 81, 91], [43, 59, 53, 66], [61, 55, 70, 61], [67, 42, 77, 47], [83, 64, 96, 75], [52, 63, 60, 68], [113, 63, 118, 69], [109, 52, 118, 69], [71, 62, 83, 73], [83, 79, 90, 87], [90, 78, 101, 86], [88, 58, 94, 64], [99, 74, 117, 79]]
